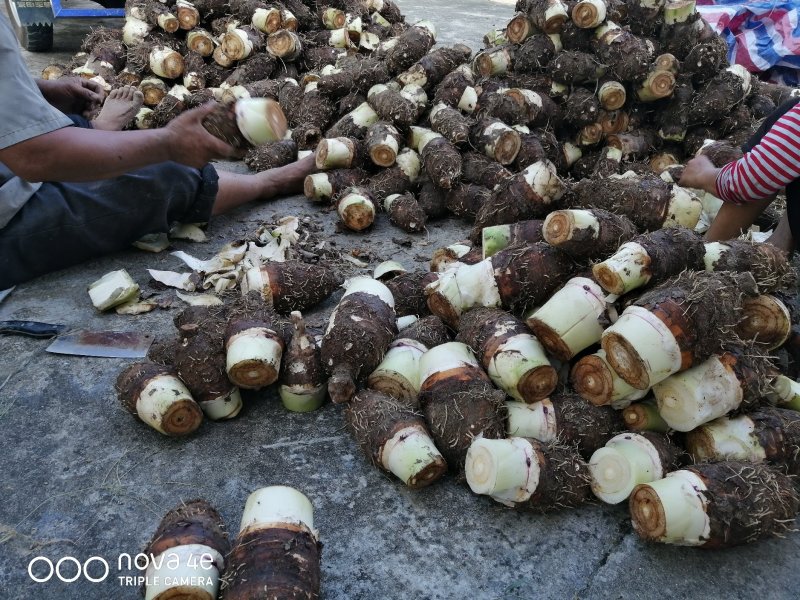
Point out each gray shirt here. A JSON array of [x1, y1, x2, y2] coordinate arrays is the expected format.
[[0, 13, 73, 229]]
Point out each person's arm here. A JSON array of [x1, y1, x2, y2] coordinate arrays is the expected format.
[[714, 103, 800, 203], [0, 103, 235, 182], [704, 197, 774, 241]]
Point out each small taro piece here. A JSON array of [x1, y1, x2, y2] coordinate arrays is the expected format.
[[689, 65, 752, 124], [116, 361, 204, 436], [325, 102, 379, 139], [470, 118, 522, 165], [172, 309, 244, 421], [601, 271, 760, 390], [426, 242, 577, 327], [652, 347, 775, 432], [224, 317, 286, 390], [525, 277, 613, 361], [481, 220, 544, 258], [345, 389, 448, 488], [466, 437, 592, 511], [471, 160, 564, 233], [572, 0, 606, 28], [505, 11, 535, 44], [385, 192, 427, 233], [736, 293, 797, 350], [320, 277, 397, 404], [367, 148, 420, 201], [384, 271, 436, 318], [336, 186, 377, 232], [143, 499, 230, 600], [630, 461, 799, 548], [429, 102, 473, 145], [304, 168, 367, 202], [550, 50, 605, 84], [366, 315, 451, 404], [456, 307, 556, 402], [473, 45, 515, 77], [568, 173, 701, 232], [279, 311, 327, 413], [542, 208, 637, 259], [367, 83, 424, 128], [528, 0, 569, 33], [460, 151, 512, 188], [367, 338, 428, 405], [241, 260, 342, 314], [266, 29, 303, 60], [702, 239, 794, 294], [243, 139, 298, 172], [402, 314, 451, 345], [220, 25, 265, 61], [589, 432, 683, 505], [657, 74, 694, 142], [417, 179, 449, 220], [385, 20, 436, 74], [316, 58, 390, 98], [592, 227, 706, 296], [571, 349, 648, 408], [202, 98, 288, 151], [418, 341, 506, 471], [429, 242, 483, 273], [445, 183, 491, 220], [513, 33, 559, 72], [221, 486, 321, 599], [564, 86, 600, 128], [365, 121, 402, 167], [595, 24, 652, 82], [622, 399, 671, 433], [433, 68, 479, 113], [686, 407, 800, 476], [396, 44, 472, 90], [418, 130, 462, 190], [506, 392, 624, 458]]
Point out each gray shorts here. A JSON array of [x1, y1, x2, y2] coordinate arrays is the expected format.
[[0, 122, 218, 288]]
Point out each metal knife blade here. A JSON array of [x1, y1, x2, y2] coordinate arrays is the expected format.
[[45, 330, 154, 358]]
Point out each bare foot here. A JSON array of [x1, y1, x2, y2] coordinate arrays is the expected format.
[[92, 86, 144, 131]]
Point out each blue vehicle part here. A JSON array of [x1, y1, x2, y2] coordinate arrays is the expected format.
[[5, 0, 124, 52]]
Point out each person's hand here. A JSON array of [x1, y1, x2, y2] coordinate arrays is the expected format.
[[162, 103, 239, 168], [679, 154, 721, 195], [37, 78, 105, 117]]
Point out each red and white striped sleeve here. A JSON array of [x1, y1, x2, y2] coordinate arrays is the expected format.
[[715, 102, 800, 204]]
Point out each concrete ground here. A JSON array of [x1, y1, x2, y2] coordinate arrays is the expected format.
[[0, 1, 799, 599]]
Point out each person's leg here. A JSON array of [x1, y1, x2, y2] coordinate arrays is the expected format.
[[766, 210, 795, 253], [67, 114, 92, 128], [0, 156, 318, 287], [212, 155, 317, 215], [0, 162, 218, 288], [769, 179, 800, 253]]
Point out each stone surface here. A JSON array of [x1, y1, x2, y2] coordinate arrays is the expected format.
[[1, 1, 799, 599]]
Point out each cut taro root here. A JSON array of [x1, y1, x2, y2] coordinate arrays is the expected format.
[[116, 361, 204, 436], [345, 389, 447, 488], [222, 486, 321, 599]]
